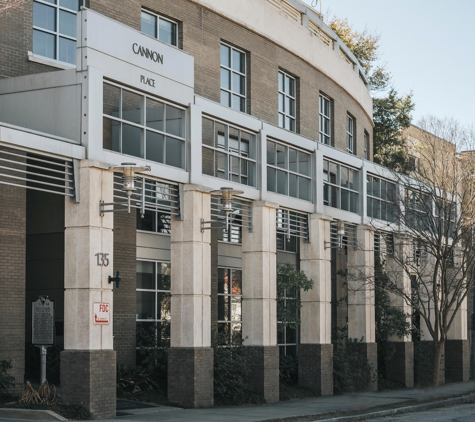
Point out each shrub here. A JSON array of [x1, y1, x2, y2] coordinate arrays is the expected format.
[[117, 364, 158, 394], [279, 355, 298, 385], [0, 360, 15, 395]]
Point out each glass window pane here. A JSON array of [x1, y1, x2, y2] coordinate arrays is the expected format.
[[220, 44, 230, 67], [231, 297, 241, 321], [220, 90, 230, 107], [289, 148, 297, 172], [122, 123, 143, 158], [220, 68, 230, 89], [230, 155, 240, 175], [288, 98, 295, 117], [278, 93, 284, 113], [103, 83, 120, 117], [202, 118, 213, 147], [202, 147, 214, 176], [146, 131, 164, 163], [276, 144, 286, 169], [59, 10, 76, 37], [218, 268, 227, 293], [267, 167, 276, 192], [34, 2, 56, 31], [289, 173, 298, 198], [232, 73, 245, 95], [298, 151, 310, 176], [299, 177, 310, 201], [146, 98, 164, 131], [241, 131, 254, 158], [159, 18, 176, 46], [218, 295, 229, 321], [277, 170, 287, 195], [350, 192, 358, 213], [232, 94, 244, 112], [136, 209, 155, 232], [278, 113, 284, 128], [58, 36, 76, 64], [59, 0, 80, 11], [165, 105, 184, 137], [287, 76, 295, 97], [278, 72, 284, 91], [341, 189, 349, 211], [136, 261, 155, 289], [232, 49, 244, 73], [165, 137, 184, 168], [231, 270, 242, 294], [136, 291, 155, 320], [158, 293, 171, 320], [103, 117, 119, 151], [158, 263, 171, 290], [228, 127, 239, 152], [122, 90, 143, 125], [341, 167, 349, 188], [141, 11, 157, 37], [33, 29, 55, 59], [267, 141, 276, 166]]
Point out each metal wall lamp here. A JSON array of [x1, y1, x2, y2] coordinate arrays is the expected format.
[[201, 187, 244, 233], [100, 162, 151, 215], [324, 220, 346, 250]]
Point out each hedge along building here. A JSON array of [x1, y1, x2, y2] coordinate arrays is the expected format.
[[0, 0, 468, 418]]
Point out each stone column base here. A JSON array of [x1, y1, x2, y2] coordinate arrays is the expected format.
[[386, 342, 414, 388], [445, 340, 469, 383], [246, 346, 279, 403], [414, 341, 445, 386], [168, 347, 213, 408], [298, 344, 333, 395], [354, 342, 378, 391], [61, 350, 116, 419]]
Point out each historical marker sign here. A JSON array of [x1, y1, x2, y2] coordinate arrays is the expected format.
[[93, 302, 110, 325], [32, 297, 54, 345]]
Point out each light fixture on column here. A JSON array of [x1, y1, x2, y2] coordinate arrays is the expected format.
[[100, 162, 151, 215], [201, 187, 244, 232], [325, 220, 346, 250]]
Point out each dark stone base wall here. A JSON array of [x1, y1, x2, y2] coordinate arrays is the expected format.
[[386, 342, 414, 388], [168, 347, 214, 408], [445, 340, 469, 383], [354, 342, 378, 391], [247, 346, 279, 403], [61, 350, 116, 419], [414, 341, 445, 387], [298, 343, 333, 395]]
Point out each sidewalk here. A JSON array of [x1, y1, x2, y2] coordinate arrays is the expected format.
[[2, 381, 475, 422]]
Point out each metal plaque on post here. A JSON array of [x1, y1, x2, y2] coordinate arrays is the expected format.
[[32, 296, 54, 345]]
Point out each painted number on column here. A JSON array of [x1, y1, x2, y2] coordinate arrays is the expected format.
[[95, 253, 109, 267]]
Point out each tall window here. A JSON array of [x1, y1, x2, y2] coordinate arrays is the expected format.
[[103, 82, 186, 169], [278, 71, 296, 132], [217, 268, 242, 345], [33, 0, 82, 65], [347, 114, 355, 154], [202, 117, 256, 187], [136, 261, 171, 347], [220, 43, 246, 112], [323, 159, 359, 213], [367, 176, 397, 223], [141, 10, 178, 47], [319, 94, 331, 145], [364, 130, 370, 160], [277, 286, 298, 357], [267, 140, 311, 201]]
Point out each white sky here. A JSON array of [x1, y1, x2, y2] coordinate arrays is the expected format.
[[302, 0, 475, 128]]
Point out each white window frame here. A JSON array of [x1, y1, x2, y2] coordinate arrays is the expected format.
[[220, 43, 247, 113], [319, 94, 331, 145], [278, 70, 297, 132], [141, 10, 178, 47], [347, 114, 355, 154], [366, 175, 397, 223], [323, 159, 359, 213], [364, 130, 370, 160], [32, 0, 82, 65]]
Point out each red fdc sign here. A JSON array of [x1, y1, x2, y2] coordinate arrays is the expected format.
[[93, 302, 110, 325]]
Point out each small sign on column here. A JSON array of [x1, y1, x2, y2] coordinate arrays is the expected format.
[[93, 302, 110, 325]]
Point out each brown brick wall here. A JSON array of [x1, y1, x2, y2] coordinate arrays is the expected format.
[[354, 342, 378, 391], [445, 339, 469, 383], [385, 342, 414, 388], [298, 343, 333, 395], [246, 345, 279, 403], [113, 211, 137, 365]]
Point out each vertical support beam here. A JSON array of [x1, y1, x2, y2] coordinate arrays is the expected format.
[[298, 214, 333, 395], [168, 184, 213, 408], [242, 201, 279, 403], [62, 160, 116, 419], [347, 225, 377, 390]]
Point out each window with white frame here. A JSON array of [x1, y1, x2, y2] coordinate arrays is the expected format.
[[220, 43, 246, 112], [319, 94, 331, 145], [323, 159, 359, 213], [202, 117, 256, 187], [141, 10, 178, 47], [103, 82, 186, 169], [277, 285, 298, 357], [278, 71, 296, 132], [405, 188, 431, 231], [347, 114, 355, 154], [33, 0, 82, 65], [367, 176, 397, 223], [364, 130, 370, 160], [267, 140, 311, 201], [136, 261, 171, 348], [217, 268, 242, 345]]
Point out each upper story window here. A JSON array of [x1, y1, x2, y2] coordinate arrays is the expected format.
[[202, 117, 256, 187], [141, 10, 178, 47], [103, 82, 186, 169], [220, 43, 246, 113], [364, 130, 370, 160], [367, 176, 397, 223], [323, 159, 359, 213], [278, 71, 296, 132], [319, 94, 331, 145], [267, 140, 311, 201], [347, 114, 355, 154], [33, 0, 82, 65]]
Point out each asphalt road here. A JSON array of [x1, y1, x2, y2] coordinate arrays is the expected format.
[[367, 402, 475, 422]]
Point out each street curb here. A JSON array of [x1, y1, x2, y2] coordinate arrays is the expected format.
[[0, 408, 67, 421], [313, 392, 475, 421]]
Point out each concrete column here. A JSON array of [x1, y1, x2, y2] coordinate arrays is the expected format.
[[168, 184, 213, 408], [446, 293, 469, 382], [242, 201, 279, 403], [347, 225, 377, 390], [385, 240, 414, 387], [61, 160, 116, 419], [298, 214, 333, 395]]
